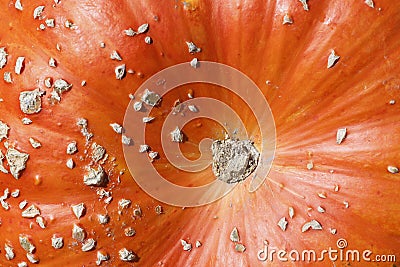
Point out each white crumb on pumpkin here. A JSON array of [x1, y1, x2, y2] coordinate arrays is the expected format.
[[288, 207, 295, 218], [29, 138, 41, 149], [36, 216, 46, 228], [72, 224, 86, 242], [115, 64, 126, 80], [91, 143, 105, 162], [137, 23, 149, 34], [6, 147, 29, 179], [365, 0, 374, 8], [15, 57, 25, 74], [83, 166, 108, 187], [81, 238, 96, 252], [186, 41, 201, 54], [22, 118, 32, 125], [51, 235, 63, 249], [71, 203, 86, 219], [33, 6, 45, 19], [327, 50, 340, 68], [66, 158, 75, 169], [19, 200, 28, 209], [19, 235, 35, 253], [0, 121, 10, 141], [15, 0, 23, 10], [122, 135, 133, 146], [26, 252, 40, 263], [230, 227, 240, 242], [144, 36, 152, 44], [98, 214, 110, 225], [180, 240, 192, 251], [387, 165, 399, 174], [0, 47, 8, 69], [22, 204, 40, 218], [142, 116, 155, 123], [141, 89, 161, 106], [139, 144, 149, 153], [45, 18, 55, 27], [19, 89, 44, 114], [133, 101, 142, 111], [118, 199, 131, 209], [124, 28, 136, 36], [190, 58, 199, 68], [119, 248, 137, 262], [188, 105, 198, 112], [110, 123, 123, 134], [301, 219, 322, 232], [66, 141, 78, 155], [110, 50, 122, 61], [5, 243, 15, 260], [96, 251, 110, 265], [336, 127, 347, 144], [299, 0, 309, 11], [4, 72, 12, 83], [278, 217, 288, 231], [283, 14, 293, 24]]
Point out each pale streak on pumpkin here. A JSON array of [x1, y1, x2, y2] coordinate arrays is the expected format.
[[0, 0, 399, 266]]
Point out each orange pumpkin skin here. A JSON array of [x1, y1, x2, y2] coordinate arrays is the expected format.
[[0, 0, 399, 266]]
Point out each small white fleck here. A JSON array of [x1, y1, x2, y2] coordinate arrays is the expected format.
[[283, 14, 293, 24], [144, 36, 152, 44], [83, 166, 108, 187], [110, 50, 122, 61], [124, 28, 136, 36], [137, 23, 149, 34], [51, 235, 63, 249], [5, 244, 15, 260], [18, 262, 28, 267], [22, 118, 32, 125], [306, 162, 314, 170], [81, 238, 96, 252], [110, 123, 123, 134], [15, 0, 23, 10], [118, 199, 131, 209], [15, 57, 25, 74], [100, 42, 106, 48], [288, 207, 295, 218], [170, 126, 183, 143], [66, 158, 75, 169], [298, 0, 309, 11], [141, 89, 161, 106], [327, 50, 340, 68], [343, 201, 349, 208], [190, 58, 199, 68], [122, 135, 133, 146], [336, 128, 347, 144], [387, 165, 399, 174], [301, 219, 322, 232], [230, 227, 240, 242], [317, 206, 325, 213], [36, 216, 46, 228], [115, 64, 126, 80], [72, 224, 86, 242], [4, 72, 12, 83], [133, 101, 143, 111], [180, 240, 192, 251], [66, 141, 78, 155], [119, 248, 137, 262], [318, 192, 327, 199], [49, 57, 57, 67], [44, 77, 52, 88], [19, 200, 28, 209], [277, 217, 288, 231], [195, 240, 202, 248], [11, 189, 20, 198], [186, 41, 201, 54], [330, 228, 337, 235], [96, 251, 110, 265], [139, 144, 149, 153], [19, 89, 43, 114], [142, 116, 155, 123], [188, 105, 198, 113], [365, 0, 374, 8], [22, 204, 40, 218], [148, 151, 158, 160], [6, 147, 29, 179], [71, 203, 86, 219], [81, 80, 86, 86], [29, 137, 41, 149], [45, 18, 55, 28], [33, 6, 45, 19], [98, 214, 110, 225], [0, 47, 8, 69], [26, 252, 39, 263], [0, 121, 10, 141]]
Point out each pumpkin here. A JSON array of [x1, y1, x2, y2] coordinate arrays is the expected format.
[[0, 0, 399, 266]]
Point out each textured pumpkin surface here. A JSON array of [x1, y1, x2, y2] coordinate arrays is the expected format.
[[0, 0, 399, 266]]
